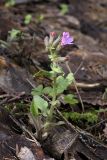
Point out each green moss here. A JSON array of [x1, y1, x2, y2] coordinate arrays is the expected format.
[[63, 111, 98, 124]]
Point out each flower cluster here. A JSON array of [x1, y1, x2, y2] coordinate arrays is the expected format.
[[44, 31, 74, 51]]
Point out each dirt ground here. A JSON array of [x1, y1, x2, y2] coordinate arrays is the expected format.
[[0, 0, 107, 160]]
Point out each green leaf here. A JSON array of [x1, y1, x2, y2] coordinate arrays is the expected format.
[[43, 87, 53, 96], [36, 14, 44, 23], [30, 98, 38, 116], [30, 95, 48, 117], [56, 76, 67, 94], [50, 100, 59, 106], [60, 4, 69, 15], [41, 73, 74, 96], [8, 29, 21, 40], [34, 70, 52, 78], [66, 73, 74, 85], [51, 63, 62, 73], [31, 85, 43, 96], [56, 74, 74, 95], [5, 0, 15, 7], [48, 53, 57, 61], [64, 94, 78, 105], [24, 14, 32, 25], [49, 71, 56, 78]]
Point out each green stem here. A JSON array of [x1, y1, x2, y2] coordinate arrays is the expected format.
[[46, 48, 57, 122], [47, 76, 56, 121]]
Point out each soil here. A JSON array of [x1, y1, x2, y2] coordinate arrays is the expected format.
[[0, 0, 107, 160]]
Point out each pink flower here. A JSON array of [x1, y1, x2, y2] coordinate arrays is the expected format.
[[61, 32, 73, 46]]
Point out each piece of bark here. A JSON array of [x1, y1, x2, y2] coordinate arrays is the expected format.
[[42, 124, 107, 160], [0, 56, 35, 94], [17, 146, 36, 160]]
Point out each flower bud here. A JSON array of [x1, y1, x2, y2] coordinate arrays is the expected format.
[[50, 32, 56, 37], [56, 43, 61, 51], [44, 36, 49, 48], [52, 35, 61, 48], [49, 32, 56, 45]]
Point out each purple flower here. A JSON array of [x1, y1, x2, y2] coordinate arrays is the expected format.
[[61, 32, 73, 46]]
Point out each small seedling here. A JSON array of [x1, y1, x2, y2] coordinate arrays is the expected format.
[[8, 29, 21, 41], [5, 0, 15, 7], [36, 14, 44, 23], [24, 14, 32, 25], [60, 3, 69, 15]]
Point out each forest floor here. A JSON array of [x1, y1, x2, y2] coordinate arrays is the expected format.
[[0, 0, 107, 160]]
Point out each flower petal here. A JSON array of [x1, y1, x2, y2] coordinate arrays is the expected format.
[[61, 32, 74, 46]]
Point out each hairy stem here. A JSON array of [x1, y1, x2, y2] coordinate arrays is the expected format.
[[47, 76, 56, 121], [46, 48, 57, 122]]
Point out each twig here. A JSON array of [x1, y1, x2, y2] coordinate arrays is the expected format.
[[7, 92, 25, 102], [0, 98, 8, 105], [65, 61, 84, 112], [0, 39, 10, 47], [56, 109, 79, 133], [26, 79, 35, 88], [74, 82, 100, 88], [0, 94, 10, 99], [85, 119, 107, 131], [64, 133, 79, 160], [74, 61, 83, 75], [9, 115, 41, 147]]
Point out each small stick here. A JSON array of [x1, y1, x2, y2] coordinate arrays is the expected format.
[[56, 109, 79, 133], [74, 61, 83, 75], [74, 82, 100, 88], [65, 61, 84, 112], [85, 119, 107, 131], [10, 115, 41, 147], [8, 92, 25, 102]]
